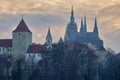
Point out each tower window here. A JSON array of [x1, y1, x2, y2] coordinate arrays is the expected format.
[[7, 49, 9, 52], [18, 33, 20, 35]]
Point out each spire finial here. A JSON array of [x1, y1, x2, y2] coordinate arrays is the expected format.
[[46, 27, 52, 45], [95, 17, 97, 26], [21, 14, 23, 19], [72, 5, 73, 12], [70, 5, 74, 22]]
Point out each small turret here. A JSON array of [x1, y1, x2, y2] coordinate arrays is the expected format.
[[46, 28, 52, 45]]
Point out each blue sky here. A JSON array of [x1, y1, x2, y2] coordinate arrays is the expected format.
[[0, 0, 120, 52]]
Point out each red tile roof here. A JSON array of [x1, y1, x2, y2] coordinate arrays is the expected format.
[[13, 19, 31, 32], [0, 39, 12, 47], [27, 44, 43, 53], [87, 50, 98, 58]]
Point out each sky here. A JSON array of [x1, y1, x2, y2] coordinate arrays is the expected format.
[[0, 0, 120, 52]]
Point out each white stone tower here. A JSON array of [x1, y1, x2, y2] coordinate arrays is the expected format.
[[12, 18, 32, 57]]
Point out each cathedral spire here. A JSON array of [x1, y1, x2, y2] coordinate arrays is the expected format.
[[83, 16, 87, 32], [93, 17, 98, 34], [70, 5, 75, 23], [46, 28, 52, 45], [80, 17, 84, 32]]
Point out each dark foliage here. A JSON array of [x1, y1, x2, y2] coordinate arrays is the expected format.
[[0, 44, 120, 80]]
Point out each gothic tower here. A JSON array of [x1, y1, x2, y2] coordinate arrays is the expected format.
[[64, 6, 77, 42], [91, 18, 104, 50], [46, 28, 52, 45], [93, 17, 99, 39], [12, 18, 32, 57], [78, 17, 87, 43]]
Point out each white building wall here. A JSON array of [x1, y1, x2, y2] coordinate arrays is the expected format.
[[0, 47, 12, 54], [26, 53, 42, 63]]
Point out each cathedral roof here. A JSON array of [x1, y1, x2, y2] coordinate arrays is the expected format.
[[0, 39, 12, 47], [27, 44, 43, 53], [13, 19, 31, 32]]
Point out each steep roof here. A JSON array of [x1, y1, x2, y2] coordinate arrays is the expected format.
[[27, 44, 43, 53], [13, 19, 31, 32], [58, 37, 63, 44], [0, 39, 12, 47]]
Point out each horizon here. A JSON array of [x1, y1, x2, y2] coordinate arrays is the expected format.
[[0, 0, 120, 52]]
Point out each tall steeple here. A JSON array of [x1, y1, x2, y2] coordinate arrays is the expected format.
[[93, 17, 99, 37], [83, 16, 87, 32], [80, 17, 84, 32], [64, 6, 77, 42], [70, 6, 75, 23], [93, 17, 98, 33], [46, 28, 52, 45]]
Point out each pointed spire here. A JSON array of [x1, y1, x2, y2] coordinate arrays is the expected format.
[[83, 16, 87, 32], [46, 28, 52, 45], [58, 37, 63, 44], [93, 17, 98, 33], [70, 5, 74, 22], [80, 17, 84, 32]]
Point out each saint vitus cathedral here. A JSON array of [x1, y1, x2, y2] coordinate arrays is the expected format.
[[64, 7, 104, 50]]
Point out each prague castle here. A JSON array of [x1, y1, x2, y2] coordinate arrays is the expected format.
[[0, 7, 104, 59]]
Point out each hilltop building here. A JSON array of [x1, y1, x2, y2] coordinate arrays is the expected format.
[[0, 7, 105, 61]]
